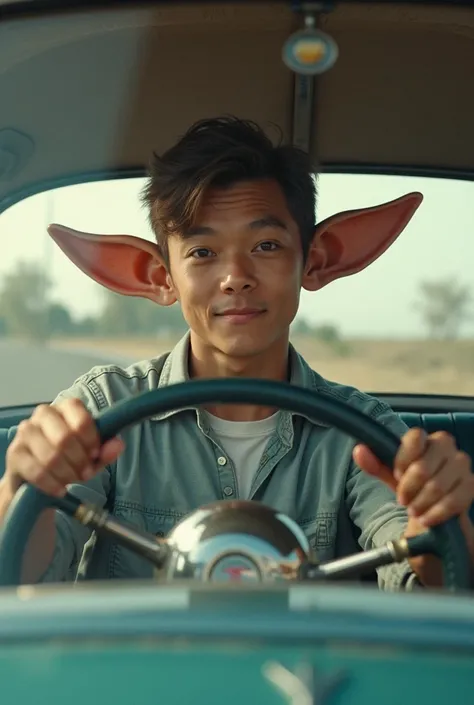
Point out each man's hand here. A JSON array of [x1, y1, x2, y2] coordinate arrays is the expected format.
[[353, 428, 474, 586], [3, 398, 124, 499], [0, 398, 125, 584]]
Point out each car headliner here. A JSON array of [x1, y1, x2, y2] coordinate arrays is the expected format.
[[0, 0, 474, 211]]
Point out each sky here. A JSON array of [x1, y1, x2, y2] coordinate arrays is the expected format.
[[0, 172, 473, 339]]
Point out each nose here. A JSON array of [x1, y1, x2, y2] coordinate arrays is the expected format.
[[219, 255, 257, 294]]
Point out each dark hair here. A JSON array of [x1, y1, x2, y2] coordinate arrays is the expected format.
[[141, 116, 317, 263]]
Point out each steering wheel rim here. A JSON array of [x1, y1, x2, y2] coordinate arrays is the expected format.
[[0, 378, 470, 589]]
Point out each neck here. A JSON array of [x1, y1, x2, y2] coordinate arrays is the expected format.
[[188, 331, 290, 421]]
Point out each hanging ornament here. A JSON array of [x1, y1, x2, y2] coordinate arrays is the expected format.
[[282, 13, 338, 75]]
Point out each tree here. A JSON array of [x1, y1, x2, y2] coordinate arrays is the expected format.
[[99, 290, 188, 336], [415, 277, 471, 339], [291, 315, 351, 357], [0, 261, 52, 342], [291, 316, 313, 335], [292, 316, 341, 343], [74, 314, 98, 337], [48, 302, 74, 336]]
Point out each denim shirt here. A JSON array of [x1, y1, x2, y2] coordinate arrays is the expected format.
[[43, 332, 415, 590]]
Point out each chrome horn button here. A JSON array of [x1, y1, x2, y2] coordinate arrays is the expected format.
[[163, 500, 312, 583]]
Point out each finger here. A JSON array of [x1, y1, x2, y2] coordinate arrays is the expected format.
[[417, 453, 474, 525], [417, 481, 471, 527], [61, 399, 124, 479], [8, 444, 70, 497], [406, 461, 459, 517], [31, 404, 94, 479], [393, 427, 428, 480], [60, 399, 104, 480], [84, 437, 125, 480], [98, 437, 125, 464], [59, 398, 100, 453], [397, 432, 458, 506], [17, 421, 85, 489], [353, 444, 397, 492]]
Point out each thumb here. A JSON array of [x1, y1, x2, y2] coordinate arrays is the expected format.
[[96, 436, 125, 466], [353, 443, 397, 493]]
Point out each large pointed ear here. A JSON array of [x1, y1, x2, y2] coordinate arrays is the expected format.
[[303, 192, 423, 291], [47, 224, 176, 305]]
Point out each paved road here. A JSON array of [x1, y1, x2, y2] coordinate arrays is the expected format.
[[0, 340, 133, 407]]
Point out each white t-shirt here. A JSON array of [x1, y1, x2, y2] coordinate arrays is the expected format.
[[202, 411, 280, 498]]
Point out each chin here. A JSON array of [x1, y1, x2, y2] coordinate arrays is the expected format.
[[217, 335, 277, 359]]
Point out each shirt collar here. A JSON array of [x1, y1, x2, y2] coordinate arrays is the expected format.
[[149, 330, 329, 427]]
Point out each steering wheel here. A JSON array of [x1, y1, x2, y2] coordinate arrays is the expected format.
[[0, 379, 470, 590]]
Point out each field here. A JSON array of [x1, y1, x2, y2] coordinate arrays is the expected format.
[[52, 335, 474, 396]]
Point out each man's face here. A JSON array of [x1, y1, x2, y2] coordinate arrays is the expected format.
[[165, 179, 306, 358]]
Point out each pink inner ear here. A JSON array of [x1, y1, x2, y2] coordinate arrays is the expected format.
[[48, 224, 163, 299], [314, 192, 424, 286]]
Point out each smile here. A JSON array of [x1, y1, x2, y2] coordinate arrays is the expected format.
[[216, 309, 265, 323]]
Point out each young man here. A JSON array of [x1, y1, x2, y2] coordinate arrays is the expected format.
[[1, 117, 473, 588]]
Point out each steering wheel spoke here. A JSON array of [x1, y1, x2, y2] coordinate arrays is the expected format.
[[302, 532, 436, 582]]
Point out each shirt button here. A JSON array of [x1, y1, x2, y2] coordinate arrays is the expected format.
[[223, 486, 234, 496], [217, 456, 227, 466]]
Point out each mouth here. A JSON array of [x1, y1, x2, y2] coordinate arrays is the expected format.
[[215, 308, 266, 323]]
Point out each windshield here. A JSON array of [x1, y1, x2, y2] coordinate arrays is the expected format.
[[0, 172, 472, 406]]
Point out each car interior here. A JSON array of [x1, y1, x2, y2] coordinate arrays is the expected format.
[[1, 1, 474, 509], [3, 14, 474, 705]]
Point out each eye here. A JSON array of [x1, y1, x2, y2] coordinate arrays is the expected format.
[[189, 247, 215, 259], [255, 241, 279, 252]]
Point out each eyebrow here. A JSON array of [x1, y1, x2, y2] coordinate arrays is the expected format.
[[182, 215, 288, 238]]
